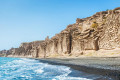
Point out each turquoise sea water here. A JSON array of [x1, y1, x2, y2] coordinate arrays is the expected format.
[[0, 57, 112, 80]]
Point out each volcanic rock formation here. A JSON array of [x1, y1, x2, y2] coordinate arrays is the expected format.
[[1, 7, 120, 58]]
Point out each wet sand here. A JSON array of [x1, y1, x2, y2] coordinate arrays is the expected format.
[[35, 57, 120, 80]]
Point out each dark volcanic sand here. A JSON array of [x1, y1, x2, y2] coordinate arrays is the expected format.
[[35, 57, 120, 80]]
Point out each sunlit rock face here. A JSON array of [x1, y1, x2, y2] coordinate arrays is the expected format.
[[2, 7, 120, 58]]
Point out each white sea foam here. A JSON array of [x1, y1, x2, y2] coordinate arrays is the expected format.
[[0, 58, 44, 80], [54, 76, 92, 80], [0, 58, 93, 80], [35, 69, 44, 73]]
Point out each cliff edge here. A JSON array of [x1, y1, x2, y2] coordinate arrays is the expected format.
[[1, 7, 120, 58]]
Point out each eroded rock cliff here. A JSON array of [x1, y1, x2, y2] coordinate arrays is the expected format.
[[2, 7, 120, 58]]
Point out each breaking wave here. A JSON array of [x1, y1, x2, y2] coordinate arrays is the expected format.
[[0, 57, 101, 80]]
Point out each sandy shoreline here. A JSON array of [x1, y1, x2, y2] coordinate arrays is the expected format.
[[33, 57, 120, 80], [4, 56, 120, 79]]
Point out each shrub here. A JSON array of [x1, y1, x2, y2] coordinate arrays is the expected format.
[[91, 22, 98, 28]]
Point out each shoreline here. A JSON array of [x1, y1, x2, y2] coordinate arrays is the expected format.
[[2, 56, 120, 80], [34, 57, 120, 80]]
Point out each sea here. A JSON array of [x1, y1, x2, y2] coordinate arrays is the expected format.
[[0, 57, 113, 80]]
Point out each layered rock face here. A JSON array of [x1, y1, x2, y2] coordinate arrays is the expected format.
[[7, 41, 44, 57], [2, 7, 120, 58]]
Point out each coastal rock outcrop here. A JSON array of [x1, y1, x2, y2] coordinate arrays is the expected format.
[[1, 7, 120, 58]]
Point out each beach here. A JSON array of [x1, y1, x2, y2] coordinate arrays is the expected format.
[[35, 57, 120, 80], [1, 56, 120, 79], [0, 57, 103, 80]]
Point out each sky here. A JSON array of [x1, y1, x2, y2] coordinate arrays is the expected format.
[[0, 0, 120, 50]]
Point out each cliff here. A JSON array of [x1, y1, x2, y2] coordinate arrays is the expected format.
[[1, 7, 120, 58]]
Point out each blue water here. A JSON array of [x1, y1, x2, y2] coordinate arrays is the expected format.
[[0, 57, 111, 80]]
